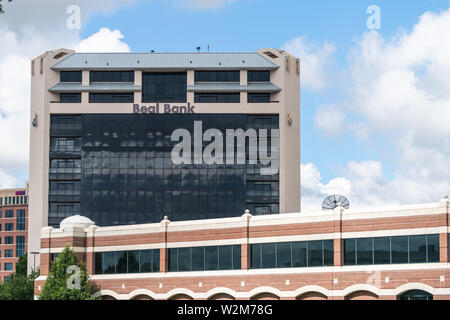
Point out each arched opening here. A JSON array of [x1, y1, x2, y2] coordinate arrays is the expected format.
[[169, 294, 194, 300], [296, 292, 328, 300], [101, 295, 117, 300], [131, 294, 154, 300], [251, 293, 280, 300], [345, 291, 379, 300], [398, 290, 433, 301], [208, 293, 235, 300]]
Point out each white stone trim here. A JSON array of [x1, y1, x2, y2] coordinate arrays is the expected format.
[[342, 284, 381, 297], [92, 243, 164, 252], [40, 246, 86, 254]]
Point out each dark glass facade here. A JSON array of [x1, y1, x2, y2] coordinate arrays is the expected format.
[[48, 114, 279, 227], [60, 93, 81, 103], [248, 93, 270, 103], [195, 71, 240, 82], [250, 240, 334, 269], [248, 71, 270, 82], [90, 71, 134, 83], [142, 72, 187, 102], [60, 71, 82, 83], [89, 93, 134, 103], [169, 245, 241, 272], [194, 93, 240, 103], [94, 249, 160, 274], [343, 234, 440, 265]]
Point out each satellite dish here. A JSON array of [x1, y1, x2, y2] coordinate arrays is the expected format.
[[322, 194, 350, 210]]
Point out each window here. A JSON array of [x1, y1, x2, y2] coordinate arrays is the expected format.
[[50, 137, 81, 153], [5, 236, 13, 244], [50, 159, 81, 169], [251, 240, 334, 269], [4, 250, 13, 258], [90, 71, 134, 83], [194, 93, 240, 103], [16, 236, 25, 257], [169, 245, 241, 272], [399, 290, 433, 301], [3, 276, 10, 282], [5, 224, 13, 232], [16, 210, 25, 231], [4, 263, 12, 271], [195, 71, 240, 82], [60, 71, 82, 82], [94, 249, 160, 274], [60, 93, 81, 103], [142, 72, 187, 102], [89, 93, 134, 103], [5, 210, 13, 218], [248, 93, 271, 103], [343, 234, 439, 265], [248, 71, 270, 82]]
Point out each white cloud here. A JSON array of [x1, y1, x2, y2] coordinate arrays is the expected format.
[[176, 0, 236, 10], [75, 28, 131, 52], [313, 105, 346, 137], [282, 36, 337, 92], [0, 1, 134, 188]]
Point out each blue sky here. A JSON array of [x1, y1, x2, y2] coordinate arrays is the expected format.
[[0, 0, 449, 210]]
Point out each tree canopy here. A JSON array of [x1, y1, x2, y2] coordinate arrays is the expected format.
[[0, 254, 40, 300]]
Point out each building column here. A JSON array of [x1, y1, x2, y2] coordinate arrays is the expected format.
[[39, 227, 53, 276], [241, 210, 252, 270], [160, 216, 170, 273], [440, 196, 450, 262], [333, 205, 344, 267], [86, 225, 97, 274]]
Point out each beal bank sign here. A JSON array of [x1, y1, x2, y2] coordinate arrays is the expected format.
[[133, 103, 195, 114]]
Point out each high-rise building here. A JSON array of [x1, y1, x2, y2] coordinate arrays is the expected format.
[[0, 184, 29, 281], [28, 48, 300, 270]]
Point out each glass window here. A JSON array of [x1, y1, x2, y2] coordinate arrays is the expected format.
[[139, 250, 153, 273], [116, 251, 128, 273], [219, 246, 232, 270], [177, 247, 191, 272], [409, 235, 427, 263], [142, 72, 187, 102], [391, 236, 409, 264], [308, 241, 323, 267], [60, 93, 81, 103], [195, 71, 239, 82], [427, 234, 440, 262], [276, 242, 291, 268], [16, 210, 26, 231], [344, 239, 356, 265], [5, 224, 13, 232], [250, 243, 261, 269], [374, 237, 390, 264], [399, 290, 433, 301], [194, 93, 240, 103], [356, 238, 373, 265], [127, 250, 139, 273], [191, 247, 205, 271], [248, 93, 271, 103], [292, 242, 307, 267], [323, 240, 334, 266], [232, 245, 241, 270], [205, 246, 218, 271], [5, 210, 13, 218], [4, 263, 13, 271], [261, 243, 276, 268], [248, 71, 270, 82], [103, 252, 116, 274], [89, 93, 134, 103], [4, 249, 13, 258], [60, 71, 82, 82], [16, 236, 25, 257], [5, 236, 13, 244], [90, 71, 134, 83]]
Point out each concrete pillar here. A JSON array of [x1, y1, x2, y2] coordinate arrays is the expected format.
[[241, 210, 252, 270], [160, 216, 170, 273], [86, 225, 97, 274], [440, 196, 449, 263]]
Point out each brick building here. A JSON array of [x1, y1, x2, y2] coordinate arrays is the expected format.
[[35, 196, 450, 300], [0, 184, 29, 281]]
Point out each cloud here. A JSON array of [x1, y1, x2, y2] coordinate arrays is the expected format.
[[0, 1, 134, 188], [176, 0, 236, 10], [75, 28, 131, 52], [313, 105, 346, 138], [282, 36, 337, 92]]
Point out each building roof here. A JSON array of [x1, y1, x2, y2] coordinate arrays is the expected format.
[[48, 83, 142, 93], [51, 52, 279, 70], [187, 82, 281, 93]]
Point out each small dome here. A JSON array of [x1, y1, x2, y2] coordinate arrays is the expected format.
[[60, 215, 95, 229]]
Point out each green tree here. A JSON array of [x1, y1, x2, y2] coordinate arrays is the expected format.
[[39, 245, 98, 300], [0, 0, 13, 14], [0, 254, 40, 300]]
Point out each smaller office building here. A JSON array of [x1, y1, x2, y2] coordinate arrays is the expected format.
[[35, 196, 450, 300], [0, 184, 29, 281]]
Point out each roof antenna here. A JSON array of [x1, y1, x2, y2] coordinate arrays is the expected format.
[[196, 46, 201, 53], [207, 45, 210, 52]]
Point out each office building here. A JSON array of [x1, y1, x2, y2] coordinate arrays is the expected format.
[[28, 48, 300, 270], [0, 184, 28, 281]]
